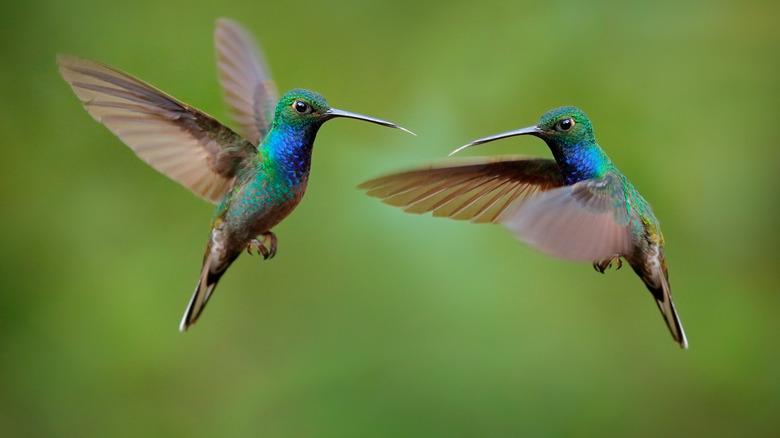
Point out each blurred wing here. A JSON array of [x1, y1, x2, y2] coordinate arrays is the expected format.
[[502, 172, 633, 261], [215, 18, 279, 145], [58, 55, 255, 203], [359, 157, 564, 223]]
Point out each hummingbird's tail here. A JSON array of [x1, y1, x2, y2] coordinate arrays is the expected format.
[[179, 251, 236, 332], [640, 266, 688, 349]]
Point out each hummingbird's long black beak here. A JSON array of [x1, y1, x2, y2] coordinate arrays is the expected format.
[[449, 125, 541, 156], [325, 108, 416, 136]]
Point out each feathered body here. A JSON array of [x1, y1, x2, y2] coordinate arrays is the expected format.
[[216, 94, 321, 248], [361, 106, 687, 348], [58, 19, 411, 330], [191, 95, 322, 327], [542, 112, 682, 346]]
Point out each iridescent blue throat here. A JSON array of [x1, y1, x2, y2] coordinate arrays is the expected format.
[[546, 140, 611, 185], [262, 122, 322, 186]]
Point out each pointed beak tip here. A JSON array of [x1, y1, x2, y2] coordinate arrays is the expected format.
[[449, 125, 540, 157], [398, 126, 417, 136], [327, 108, 414, 136], [447, 143, 474, 157]]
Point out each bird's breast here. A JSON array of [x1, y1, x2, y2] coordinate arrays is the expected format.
[[223, 174, 308, 242]]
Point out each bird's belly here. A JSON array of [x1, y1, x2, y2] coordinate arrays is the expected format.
[[249, 195, 301, 233]]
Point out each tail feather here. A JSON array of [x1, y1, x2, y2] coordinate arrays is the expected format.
[[631, 250, 688, 349], [179, 253, 228, 332], [653, 274, 688, 349]]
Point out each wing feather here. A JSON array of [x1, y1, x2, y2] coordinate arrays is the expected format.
[[215, 18, 278, 145], [359, 157, 564, 223], [501, 172, 633, 261], [58, 55, 255, 203]]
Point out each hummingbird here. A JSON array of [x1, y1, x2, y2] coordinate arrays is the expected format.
[[58, 18, 413, 331], [360, 106, 687, 348]]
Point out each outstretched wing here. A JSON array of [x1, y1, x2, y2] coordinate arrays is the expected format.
[[58, 55, 257, 203], [215, 18, 279, 145], [502, 171, 633, 261], [359, 157, 564, 223]]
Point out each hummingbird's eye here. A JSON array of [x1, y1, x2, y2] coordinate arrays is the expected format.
[[556, 118, 575, 132], [292, 100, 311, 114]]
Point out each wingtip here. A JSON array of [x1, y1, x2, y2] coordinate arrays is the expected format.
[[215, 17, 234, 27], [356, 178, 378, 190], [56, 53, 77, 68], [56, 54, 102, 74], [215, 17, 248, 35], [56, 54, 81, 82]]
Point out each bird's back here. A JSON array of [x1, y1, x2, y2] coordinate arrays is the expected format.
[[617, 172, 664, 248]]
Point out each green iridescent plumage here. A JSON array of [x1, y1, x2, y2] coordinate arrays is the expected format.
[[58, 18, 412, 330], [361, 106, 687, 348]]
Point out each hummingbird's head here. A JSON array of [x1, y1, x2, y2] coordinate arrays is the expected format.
[[274, 89, 331, 128], [449, 106, 595, 156], [535, 106, 594, 146], [273, 88, 415, 135]]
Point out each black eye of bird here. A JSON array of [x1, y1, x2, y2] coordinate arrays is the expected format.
[[293, 100, 310, 114], [556, 118, 575, 132]]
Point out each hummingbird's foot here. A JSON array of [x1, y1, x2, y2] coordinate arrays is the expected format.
[[261, 232, 277, 259], [246, 232, 277, 260], [246, 239, 268, 258], [593, 256, 622, 273]]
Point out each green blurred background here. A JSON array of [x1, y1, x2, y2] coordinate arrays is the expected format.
[[1, 0, 778, 436]]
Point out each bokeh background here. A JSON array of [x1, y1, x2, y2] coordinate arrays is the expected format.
[[1, 0, 778, 436]]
